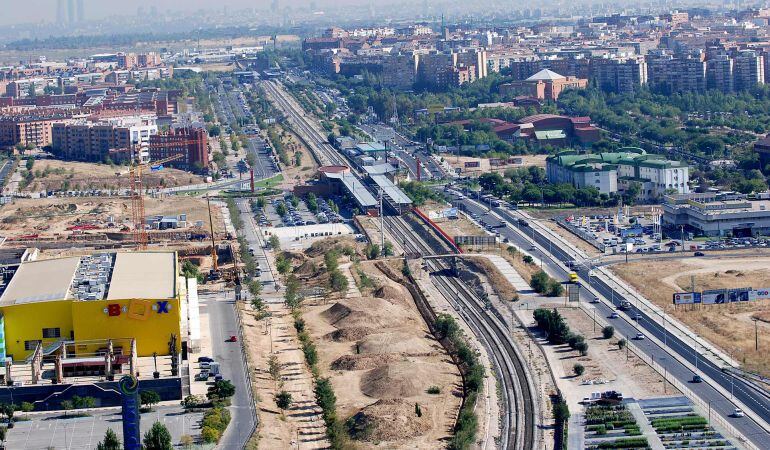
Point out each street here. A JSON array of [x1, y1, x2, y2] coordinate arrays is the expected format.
[[446, 192, 770, 448]]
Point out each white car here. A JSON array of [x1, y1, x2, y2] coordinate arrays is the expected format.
[[635, 332, 645, 340], [733, 408, 745, 418]]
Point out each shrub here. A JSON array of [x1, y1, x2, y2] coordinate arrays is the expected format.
[[201, 426, 220, 444], [427, 386, 441, 394], [602, 326, 615, 339], [573, 364, 585, 376], [523, 255, 534, 264]]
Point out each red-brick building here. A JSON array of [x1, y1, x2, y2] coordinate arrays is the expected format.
[[148, 127, 208, 171]]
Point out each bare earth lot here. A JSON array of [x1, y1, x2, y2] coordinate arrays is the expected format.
[[0, 196, 222, 238], [21, 159, 204, 192], [302, 259, 462, 448], [612, 256, 770, 377]]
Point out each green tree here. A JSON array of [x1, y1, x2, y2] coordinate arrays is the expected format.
[[382, 241, 394, 257], [96, 428, 121, 450], [143, 421, 173, 450], [268, 234, 281, 250], [275, 390, 292, 411], [573, 364, 585, 377], [617, 338, 627, 350], [329, 270, 349, 293], [140, 390, 161, 411], [207, 379, 236, 401], [602, 326, 615, 339]]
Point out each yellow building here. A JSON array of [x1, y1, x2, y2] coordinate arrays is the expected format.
[[0, 252, 182, 361]]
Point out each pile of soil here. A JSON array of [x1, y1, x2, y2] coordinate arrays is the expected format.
[[360, 361, 432, 398], [347, 398, 432, 442], [304, 237, 357, 258], [325, 327, 373, 342], [331, 354, 401, 371], [358, 331, 436, 355], [320, 299, 412, 331], [293, 259, 321, 278]]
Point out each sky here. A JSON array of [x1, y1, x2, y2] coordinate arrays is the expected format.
[[0, 0, 381, 26]]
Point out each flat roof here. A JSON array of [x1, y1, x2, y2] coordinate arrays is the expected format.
[[0, 257, 80, 306], [107, 252, 176, 300], [371, 174, 413, 205], [324, 171, 378, 208]]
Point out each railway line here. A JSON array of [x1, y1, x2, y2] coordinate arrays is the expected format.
[[261, 80, 346, 167], [386, 214, 537, 450]]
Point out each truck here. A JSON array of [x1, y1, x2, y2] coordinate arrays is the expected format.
[[208, 361, 221, 376], [569, 272, 579, 283]]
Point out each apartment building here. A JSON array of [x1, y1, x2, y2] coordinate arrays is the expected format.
[[148, 127, 208, 171], [547, 148, 689, 199], [733, 50, 765, 90], [589, 57, 648, 94], [51, 116, 157, 162], [0, 111, 75, 148], [706, 54, 734, 92]]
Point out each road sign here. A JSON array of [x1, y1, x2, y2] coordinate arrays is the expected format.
[[568, 284, 580, 302]]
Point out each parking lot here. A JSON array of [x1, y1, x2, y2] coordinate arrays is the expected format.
[[5, 405, 202, 449], [254, 195, 344, 229]]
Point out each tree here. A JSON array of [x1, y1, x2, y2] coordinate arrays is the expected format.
[[382, 241, 394, 257], [143, 421, 173, 450], [60, 400, 74, 415], [275, 390, 292, 411], [140, 390, 161, 411], [602, 326, 615, 339], [617, 338, 627, 351], [179, 435, 194, 449], [268, 234, 281, 250], [96, 428, 121, 450], [365, 244, 381, 260], [575, 341, 589, 356], [329, 270, 348, 293], [573, 364, 585, 377], [208, 379, 236, 401], [268, 354, 281, 383]]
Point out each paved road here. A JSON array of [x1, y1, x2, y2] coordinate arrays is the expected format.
[[200, 291, 256, 448], [447, 192, 770, 448], [236, 198, 279, 294], [244, 136, 278, 180]]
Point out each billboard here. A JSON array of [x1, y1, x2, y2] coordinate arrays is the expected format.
[[749, 288, 770, 301], [701, 289, 727, 304], [673, 292, 701, 305]]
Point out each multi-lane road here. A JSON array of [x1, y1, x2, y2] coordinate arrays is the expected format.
[[446, 191, 770, 448]]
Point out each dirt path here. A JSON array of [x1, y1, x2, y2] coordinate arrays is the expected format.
[[242, 301, 329, 449]]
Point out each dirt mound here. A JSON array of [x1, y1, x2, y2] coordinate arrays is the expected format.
[[320, 302, 352, 324], [325, 327, 373, 342], [360, 361, 433, 398], [293, 259, 321, 278], [358, 331, 435, 355], [320, 298, 412, 330], [305, 237, 356, 258], [348, 398, 433, 442], [331, 354, 401, 371], [374, 284, 401, 299]]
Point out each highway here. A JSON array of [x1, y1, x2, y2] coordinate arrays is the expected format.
[[387, 214, 537, 450], [244, 135, 278, 179], [448, 192, 770, 448]]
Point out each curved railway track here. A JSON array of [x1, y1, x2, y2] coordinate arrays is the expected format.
[[387, 215, 537, 450]]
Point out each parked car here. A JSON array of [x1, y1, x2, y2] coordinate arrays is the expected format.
[[694, 251, 705, 257], [226, 335, 238, 342], [609, 312, 620, 319], [197, 356, 214, 363], [195, 371, 209, 381]]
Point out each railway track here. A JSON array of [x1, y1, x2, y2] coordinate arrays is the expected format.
[[261, 81, 346, 167], [386, 214, 537, 450]]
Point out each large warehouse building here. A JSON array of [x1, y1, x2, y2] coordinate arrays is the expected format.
[[662, 193, 770, 237], [0, 251, 182, 362]]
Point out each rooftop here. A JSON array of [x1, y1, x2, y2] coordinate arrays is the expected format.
[[0, 252, 177, 307], [526, 68, 566, 81]]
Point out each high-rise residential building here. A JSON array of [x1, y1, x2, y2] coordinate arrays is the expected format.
[[76, 0, 84, 22], [733, 50, 765, 91], [51, 118, 158, 162], [706, 54, 734, 92], [589, 58, 647, 94], [56, 0, 65, 25], [67, 0, 75, 24]]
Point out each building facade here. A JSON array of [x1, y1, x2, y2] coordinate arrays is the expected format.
[[148, 127, 209, 171]]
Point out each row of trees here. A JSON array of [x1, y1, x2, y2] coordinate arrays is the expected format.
[[533, 308, 589, 356]]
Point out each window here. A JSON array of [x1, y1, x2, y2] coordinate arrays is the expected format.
[[24, 340, 41, 351], [42, 327, 61, 339]]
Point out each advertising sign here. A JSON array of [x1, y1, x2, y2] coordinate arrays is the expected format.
[[749, 288, 770, 301], [701, 289, 727, 304], [727, 288, 751, 303], [673, 292, 701, 305]]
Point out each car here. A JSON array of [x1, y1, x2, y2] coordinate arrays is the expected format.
[[635, 332, 645, 340], [226, 335, 238, 342], [693, 251, 705, 256], [633, 313, 642, 321], [691, 375, 703, 383], [214, 374, 224, 382], [732, 408, 745, 418], [197, 356, 214, 363], [200, 361, 213, 369], [609, 312, 620, 319], [195, 371, 209, 381], [591, 297, 600, 304]]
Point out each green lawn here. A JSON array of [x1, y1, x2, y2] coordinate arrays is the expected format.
[[255, 174, 284, 189]]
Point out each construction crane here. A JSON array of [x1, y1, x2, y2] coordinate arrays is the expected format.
[[205, 194, 221, 280], [127, 153, 184, 249]]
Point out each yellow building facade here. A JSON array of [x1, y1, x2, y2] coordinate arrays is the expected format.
[[0, 252, 182, 361]]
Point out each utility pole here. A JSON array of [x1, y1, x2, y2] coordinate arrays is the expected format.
[[754, 318, 759, 351], [379, 188, 385, 250]]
